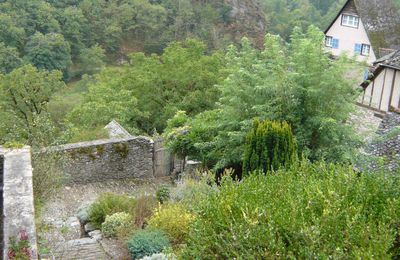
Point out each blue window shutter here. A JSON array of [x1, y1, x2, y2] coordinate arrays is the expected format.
[[354, 44, 362, 54], [363, 69, 369, 80], [332, 39, 339, 49]]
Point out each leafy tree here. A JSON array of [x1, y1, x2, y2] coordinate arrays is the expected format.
[[68, 38, 224, 134], [57, 6, 88, 58], [243, 120, 297, 174], [66, 70, 144, 134], [0, 0, 61, 35], [0, 65, 65, 144], [165, 27, 361, 170], [24, 32, 72, 77], [0, 43, 22, 74], [0, 14, 26, 50], [78, 45, 106, 75]]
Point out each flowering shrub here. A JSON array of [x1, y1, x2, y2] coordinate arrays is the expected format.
[[8, 230, 32, 260], [148, 203, 195, 245], [101, 212, 133, 238]]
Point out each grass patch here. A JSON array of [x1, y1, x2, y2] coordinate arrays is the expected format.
[[47, 78, 90, 125]]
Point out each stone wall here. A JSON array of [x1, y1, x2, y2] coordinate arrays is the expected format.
[[0, 155, 3, 258], [365, 112, 400, 170], [44, 137, 156, 184], [1, 147, 38, 259]]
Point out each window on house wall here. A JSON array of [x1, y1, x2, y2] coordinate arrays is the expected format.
[[361, 44, 370, 56], [341, 14, 359, 28], [355, 44, 371, 56], [325, 36, 333, 47]]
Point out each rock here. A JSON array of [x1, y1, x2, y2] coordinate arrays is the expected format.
[[52, 220, 64, 228], [67, 217, 80, 227], [88, 230, 102, 241], [84, 223, 95, 233]]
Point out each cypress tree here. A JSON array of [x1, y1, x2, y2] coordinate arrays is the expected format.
[[243, 119, 297, 174]]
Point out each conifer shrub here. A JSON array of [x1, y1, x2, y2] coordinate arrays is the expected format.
[[148, 203, 195, 245], [88, 193, 136, 229], [181, 161, 400, 259], [101, 212, 133, 238], [243, 119, 297, 174], [127, 229, 170, 260]]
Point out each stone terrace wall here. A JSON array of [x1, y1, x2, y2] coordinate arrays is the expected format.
[[1, 147, 38, 259], [45, 137, 155, 184], [366, 112, 400, 170]]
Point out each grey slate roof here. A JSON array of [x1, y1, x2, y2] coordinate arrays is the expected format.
[[325, 0, 400, 58], [374, 50, 400, 70]]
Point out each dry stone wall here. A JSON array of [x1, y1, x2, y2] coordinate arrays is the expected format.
[[45, 137, 155, 184], [365, 112, 400, 170]]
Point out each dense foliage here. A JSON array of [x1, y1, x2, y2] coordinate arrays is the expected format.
[[101, 212, 133, 238], [127, 229, 170, 260], [165, 27, 361, 170], [243, 120, 297, 174], [67, 39, 225, 134], [148, 203, 195, 246], [88, 193, 136, 229], [0, 65, 65, 146], [181, 162, 400, 258]]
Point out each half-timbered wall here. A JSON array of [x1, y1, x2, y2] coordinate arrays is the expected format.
[[361, 68, 400, 112]]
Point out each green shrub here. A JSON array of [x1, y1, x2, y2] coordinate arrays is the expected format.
[[127, 229, 170, 260], [148, 203, 195, 245], [181, 161, 400, 259], [88, 193, 136, 229], [171, 174, 216, 211], [101, 212, 133, 238], [134, 196, 158, 229], [243, 119, 297, 174], [156, 185, 171, 204]]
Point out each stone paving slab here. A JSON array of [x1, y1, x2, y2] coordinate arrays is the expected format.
[[51, 238, 109, 260]]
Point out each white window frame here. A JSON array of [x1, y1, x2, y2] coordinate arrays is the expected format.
[[341, 14, 359, 28], [325, 36, 333, 48], [361, 44, 370, 56]]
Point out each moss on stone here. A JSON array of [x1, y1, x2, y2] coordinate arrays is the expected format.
[[76, 147, 97, 160], [96, 145, 105, 155], [114, 143, 129, 158]]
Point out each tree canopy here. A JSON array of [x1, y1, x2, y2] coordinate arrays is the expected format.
[[165, 26, 361, 170]]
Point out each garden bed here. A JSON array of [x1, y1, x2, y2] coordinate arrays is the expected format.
[[37, 178, 169, 259]]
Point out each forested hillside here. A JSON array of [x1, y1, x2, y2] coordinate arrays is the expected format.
[[0, 0, 347, 78], [0, 0, 398, 150]]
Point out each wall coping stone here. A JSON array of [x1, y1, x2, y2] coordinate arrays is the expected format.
[[1, 147, 38, 259], [40, 136, 153, 153]]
